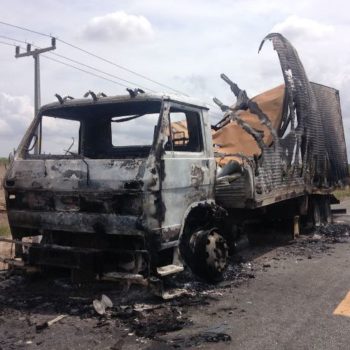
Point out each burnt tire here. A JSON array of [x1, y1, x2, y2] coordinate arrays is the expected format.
[[188, 228, 229, 282], [312, 199, 322, 228], [320, 196, 332, 224], [308, 196, 332, 228]]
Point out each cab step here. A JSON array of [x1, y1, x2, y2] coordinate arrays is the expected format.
[[157, 264, 184, 277]]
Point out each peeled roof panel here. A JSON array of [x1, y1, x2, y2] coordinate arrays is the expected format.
[[213, 84, 285, 165]]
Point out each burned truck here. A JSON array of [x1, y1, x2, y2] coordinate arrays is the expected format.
[[2, 33, 349, 287]]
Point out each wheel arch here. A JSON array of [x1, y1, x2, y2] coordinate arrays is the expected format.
[[178, 200, 227, 240], [178, 200, 228, 282]]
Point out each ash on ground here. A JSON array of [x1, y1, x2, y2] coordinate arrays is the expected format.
[[0, 223, 349, 349]]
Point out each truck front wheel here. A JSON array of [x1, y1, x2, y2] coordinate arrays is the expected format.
[[185, 228, 229, 282]]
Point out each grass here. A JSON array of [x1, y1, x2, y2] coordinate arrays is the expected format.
[[0, 224, 10, 237], [333, 187, 350, 201], [0, 158, 8, 166]]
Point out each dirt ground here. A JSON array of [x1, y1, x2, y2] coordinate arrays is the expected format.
[[0, 163, 11, 270], [0, 221, 349, 349], [0, 237, 11, 270], [0, 164, 6, 210]]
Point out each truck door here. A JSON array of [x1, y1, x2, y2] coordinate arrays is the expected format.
[[160, 102, 215, 241]]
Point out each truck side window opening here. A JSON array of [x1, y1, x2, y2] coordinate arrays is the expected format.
[[167, 108, 203, 152], [32, 116, 80, 156], [111, 113, 160, 147]]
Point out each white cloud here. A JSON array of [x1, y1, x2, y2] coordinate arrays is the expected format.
[[272, 15, 334, 41], [80, 11, 154, 42], [0, 119, 11, 136], [174, 74, 208, 94], [0, 93, 33, 134], [0, 92, 33, 153]]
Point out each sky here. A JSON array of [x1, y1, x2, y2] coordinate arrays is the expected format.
[[0, 0, 350, 156]]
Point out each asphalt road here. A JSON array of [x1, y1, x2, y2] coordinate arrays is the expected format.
[[185, 235, 350, 350], [145, 200, 350, 350]]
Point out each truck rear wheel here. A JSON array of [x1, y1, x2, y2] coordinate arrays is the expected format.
[[312, 200, 322, 228], [320, 196, 332, 224], [307, 195, 332, 228], [300, 196, 323, 232]]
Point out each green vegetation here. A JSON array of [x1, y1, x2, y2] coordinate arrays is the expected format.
[[0, 224, 10, 237], [0, 158, 9, 166], [333, 187, 350, 201], [332, 164, 350, 201]]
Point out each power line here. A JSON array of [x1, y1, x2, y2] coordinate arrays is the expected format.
[[50, 52, 156, 92], [0, 21, 51, 38], [0, 34, 27, 44], [0, 40, 16, 47], [0, 41, 130, 89], [58, 38, 186, 95], [0, 29, 223, 115], [42, 55, 133, 89], [0, 20, 186, 95], [0, 35, 156, 92]]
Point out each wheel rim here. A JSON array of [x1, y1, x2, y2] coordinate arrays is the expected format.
[[204, 230, 228, 273], [190, 228, 229, 276]]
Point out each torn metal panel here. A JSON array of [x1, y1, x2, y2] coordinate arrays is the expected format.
[[259, 33, 328, 183], [212, 84, 285, 167], [215, 166, 255, 208], [216, 75, 279, 144], [214, 33, 348, 210]]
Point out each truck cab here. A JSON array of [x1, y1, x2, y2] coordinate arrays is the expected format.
[[4, 92, 222, 284]]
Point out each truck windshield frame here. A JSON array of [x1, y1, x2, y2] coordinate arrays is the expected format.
[[21, 100, 163, 159]]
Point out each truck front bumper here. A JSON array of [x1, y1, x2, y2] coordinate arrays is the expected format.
[[7, 210, 143, 236]]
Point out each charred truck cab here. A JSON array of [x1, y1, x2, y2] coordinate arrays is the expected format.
[[3, 33, 349, 289], [4, 92, 220, 287]]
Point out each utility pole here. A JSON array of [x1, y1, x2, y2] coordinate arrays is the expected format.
[[15, 37, 56, 154]]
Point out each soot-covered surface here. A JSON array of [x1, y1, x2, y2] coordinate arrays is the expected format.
[[0, 223, 349, 349]]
